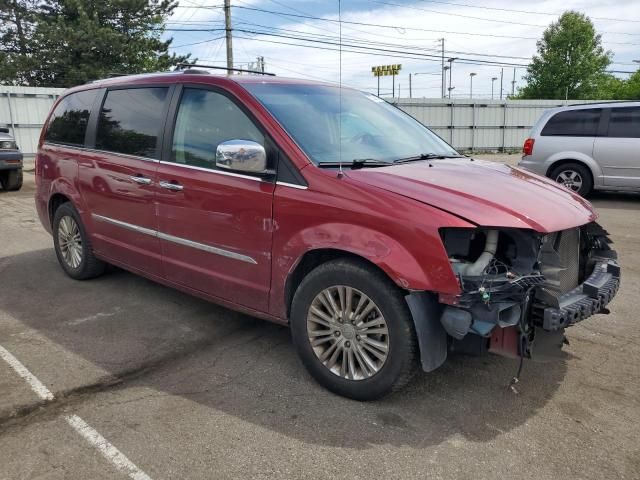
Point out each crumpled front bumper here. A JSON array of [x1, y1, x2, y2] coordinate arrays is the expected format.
[[534, 259, 620, 331]]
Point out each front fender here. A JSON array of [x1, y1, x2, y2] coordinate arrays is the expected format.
[[270, 220, 466, 319], [288, 222, 436, 285]]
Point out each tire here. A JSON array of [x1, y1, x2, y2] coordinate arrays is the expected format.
[[549, 162, 593, 197], [0, 169, 22, 191], [290, 259, 419, 400], [52, 202, 106, 280]]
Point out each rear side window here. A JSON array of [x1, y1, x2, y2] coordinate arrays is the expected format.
[[96, 87, 169, 159], [45, 90, 97, 146], [607, 107, 640, 138], [541, 109, 601, 137]]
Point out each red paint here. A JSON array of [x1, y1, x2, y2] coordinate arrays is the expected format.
[[489, 326, 520, 359], [35, 73, 597, 323]]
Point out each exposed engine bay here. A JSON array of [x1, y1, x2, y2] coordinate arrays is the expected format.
[[434, 222, 620, 364]]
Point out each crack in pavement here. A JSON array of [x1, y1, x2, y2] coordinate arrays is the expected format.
[[0, 321, 266, 433]]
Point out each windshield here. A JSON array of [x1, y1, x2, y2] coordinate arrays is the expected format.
[[242, 83, 459, 165]]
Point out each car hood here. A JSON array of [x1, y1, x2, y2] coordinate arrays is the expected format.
[[346, 158, 597, 233]]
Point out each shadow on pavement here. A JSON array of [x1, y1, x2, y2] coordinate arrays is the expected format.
[[0, 248, 567, 449]]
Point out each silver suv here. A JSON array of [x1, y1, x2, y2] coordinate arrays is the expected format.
[[518, 102, 640, 196]]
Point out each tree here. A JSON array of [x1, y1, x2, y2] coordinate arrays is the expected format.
[[518, 11, 611, 100], [0, 0, 190, 87], [0, 0, 41, 84], [617, 70, 640, 99]]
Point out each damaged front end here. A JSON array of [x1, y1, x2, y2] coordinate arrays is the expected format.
[[408, 222, 620, 373]]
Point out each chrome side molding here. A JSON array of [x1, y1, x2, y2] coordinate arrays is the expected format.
[[92, 214, 257, 265]]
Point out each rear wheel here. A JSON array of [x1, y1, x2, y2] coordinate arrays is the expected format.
[[549, 162, 592, 197], [290, 259, 418, 400], [0, 169, 22, 191], [52, 202, 106, 280]]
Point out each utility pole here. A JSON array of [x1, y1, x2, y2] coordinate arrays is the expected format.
[[224, 0, 233, 72], [491, 76, 497, 99], [447, 57, 457, 99], [439, 38, 445, 98], [409, 73, 412, 98], [511, 67, 516, 97], [469, 72, 476, 99], [499, 67, 504, 100]]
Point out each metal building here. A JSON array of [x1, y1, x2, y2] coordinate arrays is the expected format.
[[0, 86, 65, 159]]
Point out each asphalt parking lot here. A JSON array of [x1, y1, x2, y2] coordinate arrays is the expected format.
[[1, 167, 639, 479]]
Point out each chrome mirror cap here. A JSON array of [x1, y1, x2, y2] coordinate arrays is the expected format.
[[215, 140, 267, 174]]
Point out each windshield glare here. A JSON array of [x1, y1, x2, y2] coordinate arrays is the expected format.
[[243, 83, 459, 165]]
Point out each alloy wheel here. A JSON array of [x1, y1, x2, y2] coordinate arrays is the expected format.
[[555, 170, 583, 192], [306, 286, 389, 380], [58, 216, 83, 269]]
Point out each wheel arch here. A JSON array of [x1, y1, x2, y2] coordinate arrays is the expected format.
[[45, 175, 86, 230], [48, 193, 72, 226], [284, 248, 397, 319], [545, 157, 598, 186]]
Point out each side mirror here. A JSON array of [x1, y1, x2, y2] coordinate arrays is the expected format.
[[215, 140, 268, 174]]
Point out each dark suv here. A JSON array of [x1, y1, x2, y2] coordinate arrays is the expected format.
[[0, 127, 23, 191], [35, 71, 620, 400]]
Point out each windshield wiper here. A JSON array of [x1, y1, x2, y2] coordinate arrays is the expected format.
[[317, 158, 394, 169], [394, 153, 465, 164]]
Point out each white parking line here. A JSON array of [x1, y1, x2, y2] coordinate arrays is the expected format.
[[65, 414, 152, 480], [0, 344, 153, 480], [0, 345, 54, 401], [64, 307, 121, 326]]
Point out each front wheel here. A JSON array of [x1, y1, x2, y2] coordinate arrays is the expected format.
[[290, 259, 418, 400]]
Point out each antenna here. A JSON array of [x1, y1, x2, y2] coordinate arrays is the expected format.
[[337, 0, 344, 178]]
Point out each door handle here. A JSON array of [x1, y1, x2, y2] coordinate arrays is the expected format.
[[159, 180, 184, 191], [130, 175, 152, 185]]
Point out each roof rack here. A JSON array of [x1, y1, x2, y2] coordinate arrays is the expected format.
[[176, 63, 275, 76], [569, 100, 640, 107]]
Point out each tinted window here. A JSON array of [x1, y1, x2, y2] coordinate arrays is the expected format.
[[45, 90, 97, 146], [608, 107, 640, 138], [171, 88, 264, 169], [96, 88, 168, 159], [541, 109, 601, 137]]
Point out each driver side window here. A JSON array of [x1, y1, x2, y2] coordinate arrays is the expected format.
[[171, 88, 264, 170]]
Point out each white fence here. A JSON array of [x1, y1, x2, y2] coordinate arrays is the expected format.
[[391, 98, 599, 152], [0, 86, 65, 158], [0, 85, 609, 156]]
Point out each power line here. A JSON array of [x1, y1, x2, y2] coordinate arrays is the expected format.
[[414, 0, 640, 24], [367, 0, 554, 29], [237, 28, 529, 66], [191, 5, 541, 40], [171, 36, 225, 48], [231, 21, 535, 60], [184, 4, 640, 43]]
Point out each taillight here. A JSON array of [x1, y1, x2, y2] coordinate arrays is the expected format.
[[523, 138, 535, 156]]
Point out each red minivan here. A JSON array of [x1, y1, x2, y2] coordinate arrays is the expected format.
[[35, 70, 620, 400]]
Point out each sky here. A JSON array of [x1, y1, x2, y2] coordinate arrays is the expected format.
[[164, 0, 640, 98]]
